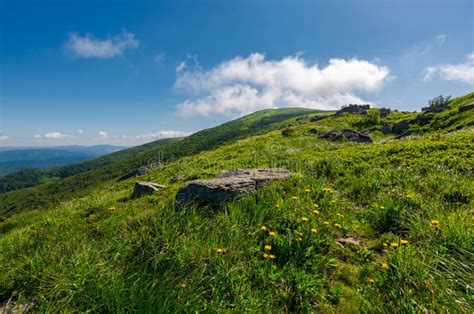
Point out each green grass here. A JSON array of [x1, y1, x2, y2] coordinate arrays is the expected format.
[[0, 108, 320, 217], [0, 94, 473, 312]]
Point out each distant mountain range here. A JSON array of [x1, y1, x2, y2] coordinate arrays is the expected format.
[[0, 145, 126, 175]]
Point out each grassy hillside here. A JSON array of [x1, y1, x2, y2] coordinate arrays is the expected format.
[[0, 94, 472, 312], [0, 108, 320, 217]]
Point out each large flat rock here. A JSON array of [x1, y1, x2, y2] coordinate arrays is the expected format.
[[176, 168, 291, 206]]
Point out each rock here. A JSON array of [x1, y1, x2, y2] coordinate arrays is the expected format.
[[176, 168, 291, 206], [169, 176, 184, 183], [381, 122, 392, 134], [318, 130, 373, 143], [118, 162, 161, 182], [392, 120, 410, 135], [459, 103, 474, 113], [336, 104, 370, 115], [336, 237, 362, 246], [379, 108, 391, 117], [0, 300, 35, 313], [309, 128, 318, 134], [310, 115, 330, 122], [133, 181, 166, 198]]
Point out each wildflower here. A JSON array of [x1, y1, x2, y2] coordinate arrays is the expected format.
[[275, 204, 280, 208], [390, 242, 399, 248], [304, 189, 311, 193], [260, 226, 268, 232], [108, 207, 116, 212], [334, 223, 341, 229], [380, 206, 385, 209], [264, 245, 272, 251], [215, 248, 227, 254], [367, 278, 375, 284], [336, 213, 344, 218], [296, 236, 303, 242], [311, 228, 317, 234], [263, 253, 269, 259], [313, 203, 319, 208], [382, 262, 389, 270], [431, 219, 440, 229], [400, 239, 409, 245], [301, 217, 309, 222], [292, 196, 298, 200], [323, 221, 330, 225], [383, 243, 388, 248], [322, 187, 332, 193], [269, 231, 277, 237], [330, 200, 337, 204], [312, 210, 320, 215], [268, 254, 276, 260]]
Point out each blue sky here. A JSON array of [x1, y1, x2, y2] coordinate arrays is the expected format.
[[1, 0, 473, 146]]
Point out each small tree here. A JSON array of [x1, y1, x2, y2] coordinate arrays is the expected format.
[[422, 95, 451, 112]]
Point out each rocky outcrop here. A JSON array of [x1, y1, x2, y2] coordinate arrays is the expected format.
[[309, 128, 318, 134], [336, 104, 370, 115], [310, 115, 330, 122], [169, 176, 184, 183], [133, 181, 166, 198], [379, 108, 391, 117], [392, 120, 410, 135], [318, 130, 373, 143], [381, 122, 392, 134], [118, 162, 160, 182], [176, 168, 291, 206], [459, 103, 474, 113]]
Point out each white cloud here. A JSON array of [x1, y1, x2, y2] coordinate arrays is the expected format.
[[98, 131, 108, 139], [0, 135, 8, 140], [436, 34, 446, 45], [32, 132, 73, 139], [66, 30, 138, 59], [175, 53, 390, 116], [135, 130, 192, 140], [423, 52, 474, 85], [153, 53, 165, 64]]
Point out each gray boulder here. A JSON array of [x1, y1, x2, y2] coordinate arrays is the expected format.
[[459, 103, 474, 113], [336, 104, 370, 115], [309, 128, 318, 134], [176, 168, 291, 206], [379, 108, 391, 117], [392, 120, 410, 135], [169, 176, 184, 183], [318, 130, 373, 143], [381, 122, 392, 134], [133, 181, 166, 198], [118, 161, 161, 182]]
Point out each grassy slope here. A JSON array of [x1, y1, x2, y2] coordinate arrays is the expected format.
[[0, 94, 473, 312], [0, 108, 319, 217]]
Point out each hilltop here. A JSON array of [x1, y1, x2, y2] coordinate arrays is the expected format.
[[0, 93, 473, 312]]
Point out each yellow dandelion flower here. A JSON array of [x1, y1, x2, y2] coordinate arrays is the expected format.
[[400, 239, 409, 245], [311, 228, 317, 234], [296, 237, 303, 242], [215, 248, 225, 254], [336, 213, 344, 218], [367, 278, 375, 284], [263, 253, 269, 259], [390, 242, 399, 248], [264, 245, 272, 251], [383, 243, 388, 247], [304, 189, 311, 193], [275, 204, 280, 208], [301, 217, 309, 222], [269, 231, 277, 237], [312, 210, 320, 215], [380, 206, 385, 209], [260, 226, 268, 232], [323, 221, 330, 225], [313, 203, 319, 208], [108, 207, 116, 212], [268, 254, 276, 259], [334, 223, 341, 229], [431, 220, 440, 228], [292, 196, 298, 200], [382, 262, 389, 270]]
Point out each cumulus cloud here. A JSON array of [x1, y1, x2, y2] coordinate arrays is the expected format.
[[153, 53, 166, 64], [175, 53, 390, 116], [0, 135, 8, 140], [66, 30, 138, 59], [423, 52, 474, 85], [98, 131, 108, 139], [33, 132, 73, 139]]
